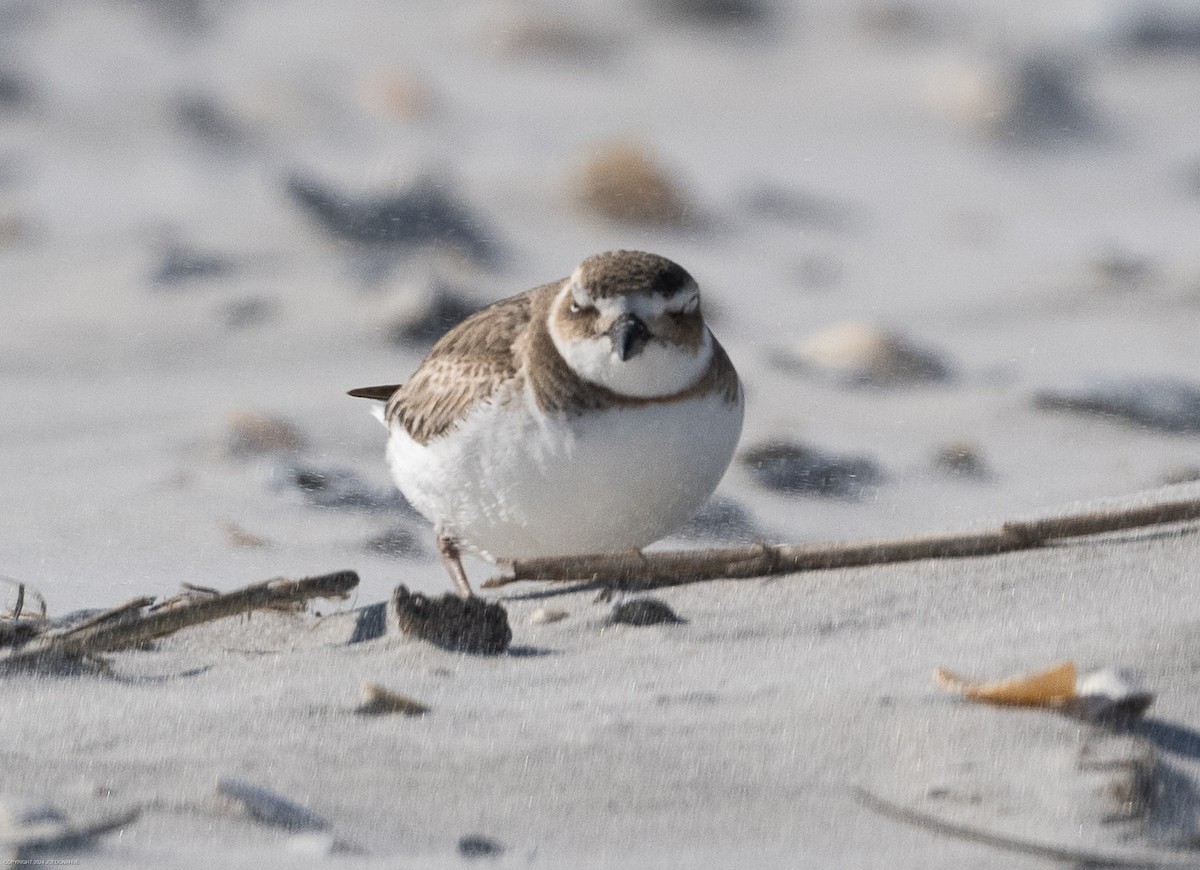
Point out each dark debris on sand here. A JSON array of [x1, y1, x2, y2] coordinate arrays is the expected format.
[[391, 586, 512, 655], [458, 834, 506, 859], [284, 174, 500, 265], [273, 461, 415, 514], [609, 597, 686, 626], [1034, 377, 1200, 435], [740, 440, 885, 499]]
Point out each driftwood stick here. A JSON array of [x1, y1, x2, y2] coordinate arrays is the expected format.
[[852, 787, 1193, 868], [482, 496, 1200, 591], [9, 807, 142, 860], [0, 571, 358, 673]]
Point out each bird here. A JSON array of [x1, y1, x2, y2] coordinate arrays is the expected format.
[[349, 250, 743, 597]]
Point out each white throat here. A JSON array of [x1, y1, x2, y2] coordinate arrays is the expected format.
[[547, 287, 713, 399]]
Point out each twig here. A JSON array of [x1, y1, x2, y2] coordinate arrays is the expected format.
[[9, 807, 141, 860], [0, 571, 359, 674], [60, 596, 157, 636], [1, 576, 46, 620], [852, 786, 1196, 868], [482, 495, 1200, 590]]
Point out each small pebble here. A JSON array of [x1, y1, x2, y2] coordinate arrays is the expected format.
[[458, 834, 505, 859], [794, 253, 844, 292], [220, 296, 277, 329], [932, 441, 991, 480], [0, 70, 32, 109], [174, 93, 251, 150], [355, 681, 429, 717], [0, 211, 31, 246], [925, 54, 1098, 147], [274, 461, 412, 513], [227, 412, 306, 458], [1120, 7, 1200, 54], [775, 322, 951, 387], [360, 72, 436, 121], [610, 597, 685, 626], [856, 1, 942, 41], [1084, 247, 1158, 293], [363, 526, 423, 558], [529, 607, 569, 625], [642, 0, 773, 28], [672, 495, 762, 543], [490, 12, 616, 63], [151, 244, 235, 287], [285, 174, 497, 265], [740, 441, 884, 499], [575, 142, 694, 227], [741, 184, 859, 233]]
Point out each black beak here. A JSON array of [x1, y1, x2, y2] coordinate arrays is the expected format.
[[607, 313, 651, 362]]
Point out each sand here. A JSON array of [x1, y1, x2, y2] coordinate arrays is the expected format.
[[3, 0, 1200, 865]]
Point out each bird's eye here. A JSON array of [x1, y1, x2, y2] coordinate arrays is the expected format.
[[569, 301, 591, 315], [670, 296, 699, 317]]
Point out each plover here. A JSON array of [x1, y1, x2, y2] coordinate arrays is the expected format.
[[350, 250, 743, 596]]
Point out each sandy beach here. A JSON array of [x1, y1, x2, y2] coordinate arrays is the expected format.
[[3, 0, 1200, 865]]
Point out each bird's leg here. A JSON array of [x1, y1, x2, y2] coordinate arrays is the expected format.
[[436, 534, 474, 599]]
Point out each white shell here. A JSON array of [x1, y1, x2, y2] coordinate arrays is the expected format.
[[1077, 668, 1152, 703], [529, 607, 569, 625]]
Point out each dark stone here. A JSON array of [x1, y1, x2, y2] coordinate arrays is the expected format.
[[1034, 378, 1200, 434], [284, 174, 499, 265], [740, 441, 884, 498], [610, 597, 685, 626], [273, 461, 414, 514], [364, 526, 424, 558], [151, 245, 235, 287], [392, 586, 512, 655], [995, 57, 1098, 146], [0, 71, 31, 109], [645, 0, 772, 28], [741, 184, 860, 233], [458, 834, 505, 858], [348, 602, 388, 644], [220, 297, 277, 329], [672, 496, 761, 543], [1122, 8, 1200, 54], [932, 441, 992, 480], [174, 93, 251, 149]]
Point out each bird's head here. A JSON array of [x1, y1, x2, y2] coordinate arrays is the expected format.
[[548, 250, 713, 398]]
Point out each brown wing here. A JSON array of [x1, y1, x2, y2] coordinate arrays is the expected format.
[[700, 333, 742, 405], [384, 289, 543, 444]]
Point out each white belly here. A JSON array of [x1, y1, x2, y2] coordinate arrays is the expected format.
[[385, 385, 744, 561]]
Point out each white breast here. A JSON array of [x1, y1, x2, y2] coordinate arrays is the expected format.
[[385, 384, 744, 562]]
